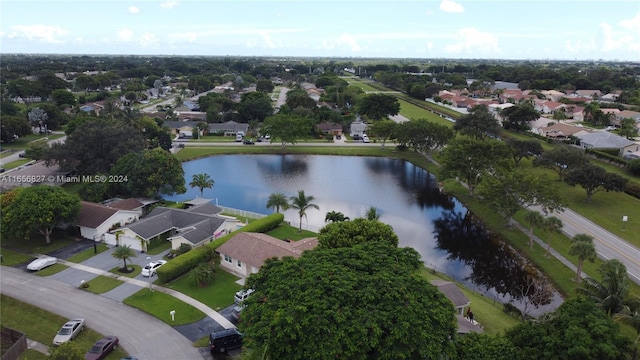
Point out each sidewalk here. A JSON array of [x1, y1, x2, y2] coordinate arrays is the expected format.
[[55, 258, 236, 330], [27, 338, 50, 356]]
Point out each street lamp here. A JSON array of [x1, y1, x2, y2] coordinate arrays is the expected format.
[[93, 234, 98, 254], [146, 256, 154, 292]]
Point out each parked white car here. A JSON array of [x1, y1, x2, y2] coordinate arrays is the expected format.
[[53, 318, 85, 345], [234, 288, 255, 304], [362, 134, 370, 143], [141, 260, 167, 277], [27, 256, 57, 271]]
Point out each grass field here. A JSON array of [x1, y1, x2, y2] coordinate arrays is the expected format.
[[123, 288, 206, 326], [82, 276, 125, 294], [166, 268, 243, 311], [0, 295, 128, 359]]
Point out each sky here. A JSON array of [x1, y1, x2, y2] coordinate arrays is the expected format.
[[1, 0, 639, 61]]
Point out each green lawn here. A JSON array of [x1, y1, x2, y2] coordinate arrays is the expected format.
[[0, 134, 62, 150], [0, 295, 128, 360], [123, 288, 206, 326], [397, 99, 452, 126], [67, 243, 109, 263], [109, 264, 142, 278], [266, 224, 317, 241], [166, 268, 242, 311], [1, 231, 79, 256], [0, 248, 35, 266], [81, 276, 125, 294], [0, 159, 32, 169], [35, 263, 68, 276], [18, 349, 48, 360]]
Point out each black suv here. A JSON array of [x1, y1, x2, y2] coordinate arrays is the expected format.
[[209, 328, 243, 354]]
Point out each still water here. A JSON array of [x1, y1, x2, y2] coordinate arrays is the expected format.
[[166, 154, 562, 313]]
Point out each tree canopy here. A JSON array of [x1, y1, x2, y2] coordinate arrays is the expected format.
[[356, 93, 400, 121], [533, 146, 590, 181], [241, 242, 456, 360], [453, 105, 501, 139], [395, 118, 455, 156], [564, 163, 628, 201], [1, 186, 81, 244], [505, 297, 630, 360], [318, 218, 398, 248], [261, 114, 311, 149]]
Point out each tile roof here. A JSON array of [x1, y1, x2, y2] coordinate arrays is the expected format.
[[216, 232, 319, 269], [77, 201, 119, 228], [109, 198, 144, 211]]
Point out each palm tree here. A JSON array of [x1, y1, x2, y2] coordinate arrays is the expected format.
[[615, 295, 640, 344], [325, 211, 349, 223], [266, 192, 289, 214], [111, 245, 137, 271], [569, 234, 597, 284], [364, 206, 382, 221], [578, 259, 630, 315], [543, 216, 563, 258], [523, 210, 545, 250], [189, 262, 216, 287], [189, 173, 214, 197], [289, 190, 319, 232]]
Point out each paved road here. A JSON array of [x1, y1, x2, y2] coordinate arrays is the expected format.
[[1, 267, 203, 360], [541, 206, 640, 284]]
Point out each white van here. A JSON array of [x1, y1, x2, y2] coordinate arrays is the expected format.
[[235, 134, 243, 142]]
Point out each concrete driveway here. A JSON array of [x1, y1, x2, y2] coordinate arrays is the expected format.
[[1, 266, 202, 360]]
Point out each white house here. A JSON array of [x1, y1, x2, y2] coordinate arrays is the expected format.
[[76, 201, 142, 242], [575, 131, 640, 156]]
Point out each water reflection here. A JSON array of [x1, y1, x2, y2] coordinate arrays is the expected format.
[[168, 154, 561, 313]]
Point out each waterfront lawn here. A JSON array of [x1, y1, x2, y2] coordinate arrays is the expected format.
[[397, 99, 452, 126], [167, 268, 242, 311], [124, 288, 206, 326], [267, 225, 317, 241]]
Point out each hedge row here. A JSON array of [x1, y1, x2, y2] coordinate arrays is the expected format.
[[156, 213, 285, 283]]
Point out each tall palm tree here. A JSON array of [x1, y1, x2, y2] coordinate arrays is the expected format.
[[365, 206, 382, 221], [578, 259, 630, 315], [189, 173, 214, 197], [524, 210, 545, 250], [325, 211, 349, 223], [289, 190, 319, 232], [266, 192, 289, 214], [569, 234, 597, 284], [111, 245, 137, 271], [543, 216, 563, 258]]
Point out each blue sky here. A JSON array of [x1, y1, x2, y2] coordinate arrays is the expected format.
[[1, 0, 639, 61]]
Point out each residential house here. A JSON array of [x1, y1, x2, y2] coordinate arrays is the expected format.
[[488, 103, 515, 118], [105, 201, 240, 252], [430, 280, 483, 335], [76, 201, 142, 242], [208, 121, 249, 136], [317, 122, 343, 136], [350, 121, 368, 137], [536, 123, 591, 140], [575, 89, 602, 99], [164, 120, 201, 138], [216, 232, 318, 277], [562, 105, 585, 120], [599, 93, 620, 102], [177, 111, 207, 121], [575, 132, 640, 156], [534, 100, 564, 114], [616, 110, 640, 123], [541, 90, 566, 101]]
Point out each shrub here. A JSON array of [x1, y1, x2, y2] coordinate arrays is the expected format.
[[627, 158, 640, 176], [157, 245, 214, 283]]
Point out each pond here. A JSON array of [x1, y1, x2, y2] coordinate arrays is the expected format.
[[165, 154, 562, 314]]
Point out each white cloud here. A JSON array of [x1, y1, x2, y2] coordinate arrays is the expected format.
[[260, 31, 275, 49], [619, 12, 640, 30], [160, 1, 179, 9], [426, 42, 434, 51], [564, 38, 597, 53], [138, 32, 159, 47], [444, 27, 500, 54], [128, 6, 140, 14], [6, 24, 68, 43], [599, 18, 640, 53], [117, 29, 134, 42], [337, 33, 363, 52], [439, 0, 464, 13]]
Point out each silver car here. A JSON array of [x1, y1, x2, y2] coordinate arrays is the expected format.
[[52, 318, 85, 345]]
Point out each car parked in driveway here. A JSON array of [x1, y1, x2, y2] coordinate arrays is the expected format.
[[53, 318, 85, 345], [243, 139, 255, 145], [85, 336, 118, 360], [27, 256, 57, 271], [234, 288, 254, 304], [141, 260, 167, 277], [209, 328, 243, 354]]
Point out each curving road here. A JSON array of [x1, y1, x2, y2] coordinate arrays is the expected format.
[[0, 267, 202, 360]]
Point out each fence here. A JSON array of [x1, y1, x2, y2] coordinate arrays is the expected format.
[[218, 206, 268, 220], [1, 326, 27, 360]]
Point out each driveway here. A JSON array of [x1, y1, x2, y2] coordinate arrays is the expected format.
[[1, 266, 202, 360]]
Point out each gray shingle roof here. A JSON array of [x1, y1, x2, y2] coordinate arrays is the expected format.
[[431, 280, 471, 309], [124, 206, 226, 241], [576, 131, 635, 149]]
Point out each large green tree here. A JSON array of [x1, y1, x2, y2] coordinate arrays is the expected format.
[[0, 115, 31, 144], [476, 170, 565, 227], [452, 333, 523, 360], [241, 242, 456, 360], [506, 138, 543, 166], [2, 186, 80, 244], [533, 146, 590, 181], [453, 105, 501, 140], [564, 163, 628, 202], [356, 93, 400, 121], [368, 119, 397, 149], [578, 259, 631, 316], [261, 114, 311, 150], [288, 190, 319, 232], [109, 148, 186, 198], [238, 91, 273, 122], [505, 297, 630, 360], [501, 102, 539, 130], [318, 218, 398, 248], [395, 118, 455, 157], [439, 136, 513, 196], [45, 118, 146, 174]]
